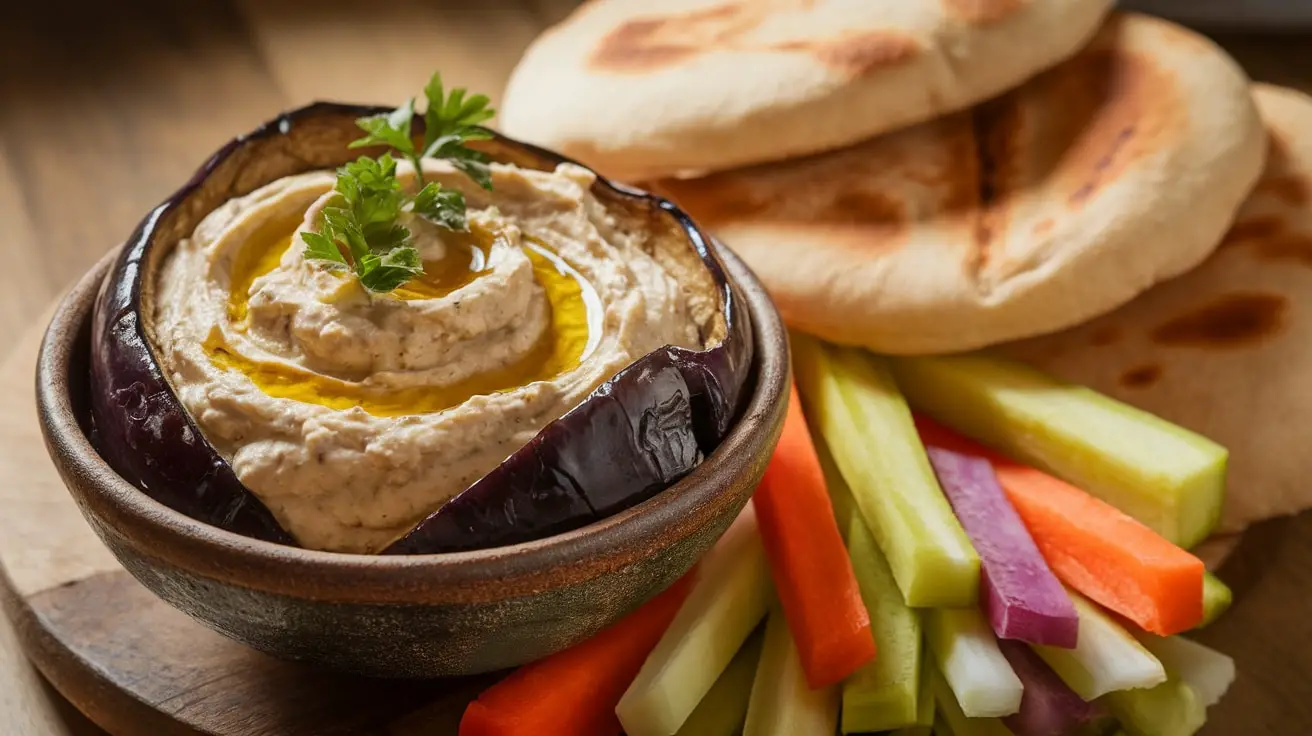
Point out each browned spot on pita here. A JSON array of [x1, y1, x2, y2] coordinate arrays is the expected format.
[[1089, 326, 1122, 346], [941, 0, 1024, 24], [1257, 175, 1310, 206], [824, 190, 907, 224], [774, 31, 919, 77], [1120, 364, 1162, 389], [1031, 218, 1055, 236], [1255, 231, 1312, 266], [655, 175, 771, 224], [1219, 215, 1312, 266], [970, 97, 1022, 270], [1222, 215, 1284, 246], [1152, 293, 1288, 348], [589, 4, 754, 72], [1006, 42, 1180, 209]]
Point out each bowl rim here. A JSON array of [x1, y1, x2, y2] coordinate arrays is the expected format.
[[37, 243, 789, 606]]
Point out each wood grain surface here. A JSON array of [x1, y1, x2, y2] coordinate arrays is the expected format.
[[3, 2, 1312, 734]]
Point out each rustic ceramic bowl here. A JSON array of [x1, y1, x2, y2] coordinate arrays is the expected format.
[[34, 110, 789, 679]]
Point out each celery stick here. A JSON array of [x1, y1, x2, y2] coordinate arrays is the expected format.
[[1135, 635, 1235, 709], [925, 607, 1023, 718], [675, 626, 763, 736], [1034, 590, 1166, 700], [892, 653, 936, 736], [744, 606, 840, 736], [1102, 675, 1206, 736], [888, 353, 1227, 548], [793, 334, 979, 606], [931, 664, 1016, 736], [840, 513, 922, 733], [618, 506, 773, 736], [814, 430, 858, 535], [1199, 572, 1232, 628]]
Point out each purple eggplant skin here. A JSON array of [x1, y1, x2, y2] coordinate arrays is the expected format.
[[998, 639, 1118, 736], [89, 102, 753, 554], [91, 212, 295, 545]]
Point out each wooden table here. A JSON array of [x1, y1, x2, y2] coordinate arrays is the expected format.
[[3, 3, 1312, 733]]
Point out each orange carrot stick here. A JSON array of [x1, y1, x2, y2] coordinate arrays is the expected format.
[[914, 415, 1204, 636], [459, 573, 694, 736], [753, 382, 875, 689]]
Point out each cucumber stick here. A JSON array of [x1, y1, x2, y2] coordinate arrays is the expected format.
[[617, 506, 774, 736], [743, 606, 840, 736], [1200, 572, 1232, 628], [1136, 634, 1235, 709], [793, 334, 979, 607], [841, 513, 922, 733], [930, 664, 1015, 736], [891, 653, 936, 736], [1034, 590, 1166, 700], [925, 606, 1023, 718], [675, 628, 764, 736], [888, 353, 1227, 548], [1102, 675, 1205, 736]]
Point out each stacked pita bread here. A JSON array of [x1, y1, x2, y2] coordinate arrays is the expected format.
[[503, 6, 1298, 543], [1007, 85, 1312, 539]]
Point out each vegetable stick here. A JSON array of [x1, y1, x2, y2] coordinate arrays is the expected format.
[[1101, 675, 1205, 736], [891, 654, 936, 736], [918, 422, 1077, 647], [889, 353, 1227, 548], [752, 382, 874, 688], [743, 606, 841, 736], [1200, 572, 1232, 628], [930, 663, 1016, 736], [925, 606, 1023, 718], [674, 628, 764, 736], [1135, 635, 1235, 709], [459, 572, 694, 736], [841, 512, 922, 733], [1034, 590, 1166, 700], [793, 334, 979, 607], [982, 450, 1205, 636], [996, 639, 1114, 736], [617, 506, 773, 736]]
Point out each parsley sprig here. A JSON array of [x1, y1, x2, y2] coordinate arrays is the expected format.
[[301, 72, 496, 293]]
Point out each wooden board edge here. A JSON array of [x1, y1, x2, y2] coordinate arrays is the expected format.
[[1, 567, 198, 736]]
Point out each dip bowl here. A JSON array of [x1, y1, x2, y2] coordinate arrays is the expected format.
[[34, 106, 789, 678]]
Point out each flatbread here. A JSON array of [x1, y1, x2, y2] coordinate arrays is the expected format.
[[656, 13, 1266, 354], [500, 0, 1113, 180], [1006, 84, 1312, 534]]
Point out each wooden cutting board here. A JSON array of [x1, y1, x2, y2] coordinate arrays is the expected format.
[[2, 307, 1312, 735]]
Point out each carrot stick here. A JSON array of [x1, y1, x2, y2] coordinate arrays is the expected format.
[[915, 416, 1205, 636], [459, 573, 695, 736], [753, 382, 875, 689]]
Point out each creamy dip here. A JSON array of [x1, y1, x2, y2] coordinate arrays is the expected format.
[[151, 160, 718, 553]]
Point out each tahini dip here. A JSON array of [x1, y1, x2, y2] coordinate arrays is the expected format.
[[151, 160, 722, 553]]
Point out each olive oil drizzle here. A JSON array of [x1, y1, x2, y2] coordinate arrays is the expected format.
[[211, 223, 601, 418]]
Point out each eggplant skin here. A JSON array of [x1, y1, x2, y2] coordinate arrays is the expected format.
[[88, 103, 753, 554], [90, 221, 295, 545]]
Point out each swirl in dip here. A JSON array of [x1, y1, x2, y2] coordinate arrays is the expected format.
[[152, 161, 722, 553]]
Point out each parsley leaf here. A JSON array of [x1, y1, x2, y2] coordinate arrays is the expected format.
[[359, 246, 423, 293], [300, 231, 348, 269], [300, 71, 497, 294], [411, 182, 467, 231]]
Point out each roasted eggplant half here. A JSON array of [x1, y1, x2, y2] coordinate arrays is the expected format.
[[89, 103, 753, 553]]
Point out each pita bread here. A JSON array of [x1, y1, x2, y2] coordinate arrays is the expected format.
[[500, 0, 1113, 180], [1005, 83, 1312, 535], [656, 13, 1266, 354]]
